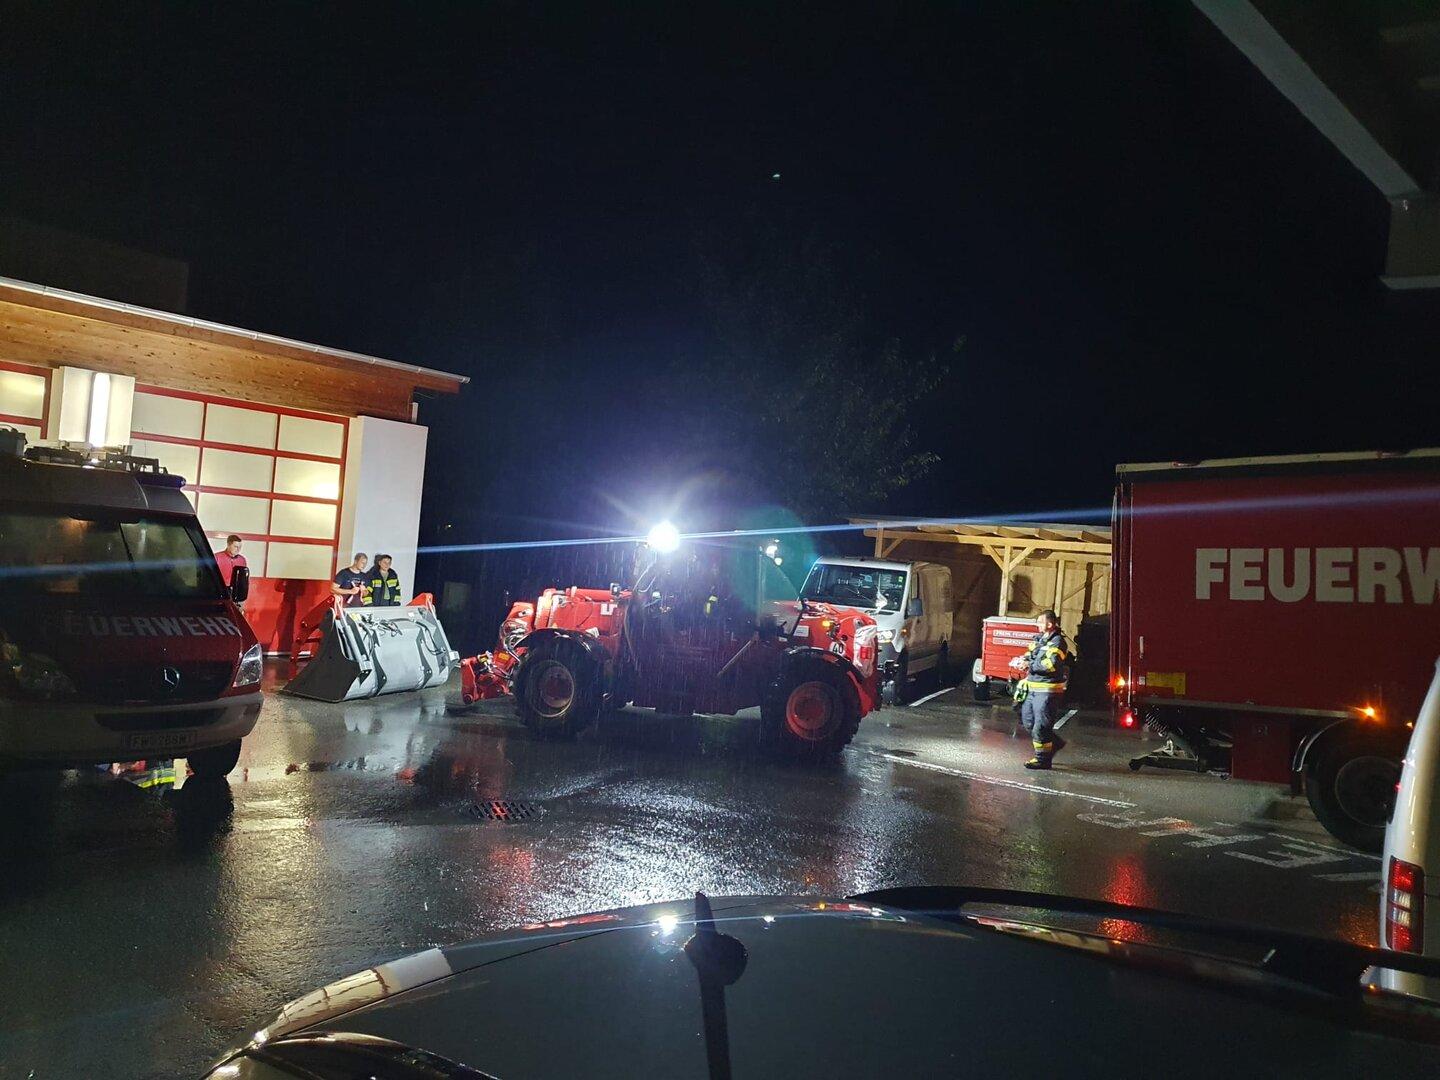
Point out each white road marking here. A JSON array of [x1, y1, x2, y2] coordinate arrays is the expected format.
[[908, 686, 956, 707], [877, 753, 1136, 808], [871, 749, 1379, 884], [1267, 834, 1382, 862], [1226, 842, 1352, 869]]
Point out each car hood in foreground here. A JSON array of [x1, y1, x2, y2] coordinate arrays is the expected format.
[[221, 894, 1440, 1078]]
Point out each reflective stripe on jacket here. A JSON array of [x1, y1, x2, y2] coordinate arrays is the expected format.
[[1021, 629, 1071, 693], [369, 570, 402, 606]]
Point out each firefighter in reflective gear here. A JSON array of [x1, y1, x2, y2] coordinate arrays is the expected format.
[[1009, 609, 1072, 770], [369, 554, 403, 607]]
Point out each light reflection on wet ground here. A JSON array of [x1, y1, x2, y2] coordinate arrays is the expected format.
[[0, 677, 1380, 1079]]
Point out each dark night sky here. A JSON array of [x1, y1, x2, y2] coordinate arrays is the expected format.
[[3, 2, 1436, 542]]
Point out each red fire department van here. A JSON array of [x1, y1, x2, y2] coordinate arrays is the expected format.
[[1112, 448, 1440, 851], [0, 434, 263, 776]]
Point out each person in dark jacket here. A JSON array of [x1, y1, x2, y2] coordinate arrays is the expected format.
[[369, 554, 403, 607], [1009, 609, 1073, 770]]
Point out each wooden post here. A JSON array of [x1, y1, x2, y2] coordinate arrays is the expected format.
[[874, 525, 883, 558], [1053, 559, 1066, 613], [999, 544, 1012, 615]]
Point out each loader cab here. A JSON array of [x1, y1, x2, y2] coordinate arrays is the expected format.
[[637, 544, 796, 639]]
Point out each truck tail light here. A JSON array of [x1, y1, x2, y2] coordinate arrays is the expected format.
[[1386, 856, 1424, 953], [1119, 708, 1137, 729]]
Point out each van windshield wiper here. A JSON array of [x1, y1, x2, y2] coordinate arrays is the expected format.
[[851, 885, 1440, 996]]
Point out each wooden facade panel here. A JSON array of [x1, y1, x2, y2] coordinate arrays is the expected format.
[[0, 300, 418, 420]]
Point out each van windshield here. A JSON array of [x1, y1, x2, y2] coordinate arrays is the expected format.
[[801, 564, 907, 612], [0, 509, 224, 600]]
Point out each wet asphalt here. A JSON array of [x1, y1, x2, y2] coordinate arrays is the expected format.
[[0, 674, 1382, 1079]]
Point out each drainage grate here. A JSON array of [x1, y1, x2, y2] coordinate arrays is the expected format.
[[470, 798, 543, 822]]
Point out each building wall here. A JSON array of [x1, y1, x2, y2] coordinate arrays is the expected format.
[[337, 416, 429, 600]]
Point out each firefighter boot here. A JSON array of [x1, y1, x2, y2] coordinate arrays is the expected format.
[[1025, 741, 1054, 770]]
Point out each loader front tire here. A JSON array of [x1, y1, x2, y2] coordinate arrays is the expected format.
[[515, 637, 602, 738], [762, 660, 862, 760]]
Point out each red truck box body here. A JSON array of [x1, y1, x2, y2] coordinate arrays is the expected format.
[[980, 617, 1040, 681], [1112, 453, 1440, 765]]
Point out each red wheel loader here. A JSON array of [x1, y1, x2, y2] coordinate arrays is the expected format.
[[461, 536, 881, 757]]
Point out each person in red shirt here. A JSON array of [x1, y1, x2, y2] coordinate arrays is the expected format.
[[215, 535, 248, 609]]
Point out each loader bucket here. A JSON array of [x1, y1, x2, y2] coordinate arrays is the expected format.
[[283, 594, 458, 702]]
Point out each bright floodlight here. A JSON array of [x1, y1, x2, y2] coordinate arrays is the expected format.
[[646, 520, 681, 553]]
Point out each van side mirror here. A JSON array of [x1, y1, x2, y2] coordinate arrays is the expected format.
[[906, 596, 923, 619], [230, 564, 250, 603]]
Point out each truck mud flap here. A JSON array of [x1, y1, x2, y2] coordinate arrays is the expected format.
[[284, 599, 457, 703]]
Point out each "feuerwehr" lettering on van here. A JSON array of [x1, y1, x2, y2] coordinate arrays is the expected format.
[[53, 612, 244, 637], [1195, 547, 1440, 604]]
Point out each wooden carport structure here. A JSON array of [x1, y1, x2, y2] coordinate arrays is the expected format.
[[855, 519, 1113, 660]]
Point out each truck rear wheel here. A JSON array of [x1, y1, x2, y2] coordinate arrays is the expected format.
[[515, 637, 602, 738], [763, 661, 862, 759], [189, 740, 241, 779], [1303, 730, 1402, 852]]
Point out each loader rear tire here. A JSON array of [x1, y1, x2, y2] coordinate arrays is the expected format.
[[515, 637, 602, 738], [762, 660, 862, 760]]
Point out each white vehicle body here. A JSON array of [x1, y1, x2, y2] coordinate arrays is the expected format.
[[800, 558, 952, 695], [1375, 657, 1440, 999]]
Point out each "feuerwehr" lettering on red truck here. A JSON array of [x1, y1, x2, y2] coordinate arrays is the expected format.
[[1195, 547, 1440, 603], [49, 612, 244, 637]]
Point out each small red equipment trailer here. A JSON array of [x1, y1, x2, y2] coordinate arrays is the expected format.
[[970, 616, 1043, 702], [1111, 448, 1440, 850], [461, 540, 881, 757]]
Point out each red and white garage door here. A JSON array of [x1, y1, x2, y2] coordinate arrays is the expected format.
[[0, 360, 50, 443], [129, 385, 348, 580]]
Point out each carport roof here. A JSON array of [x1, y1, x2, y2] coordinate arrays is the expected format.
[[851, 518, 1112, 557]]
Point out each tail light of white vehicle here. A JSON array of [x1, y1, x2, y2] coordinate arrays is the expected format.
[[1385, 856, 1425, 953]]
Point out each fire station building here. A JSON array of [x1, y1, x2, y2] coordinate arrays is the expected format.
[[0, 275, 468, 653]]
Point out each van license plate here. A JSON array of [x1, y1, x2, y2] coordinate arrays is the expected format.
[[124, 731, 196, 752]]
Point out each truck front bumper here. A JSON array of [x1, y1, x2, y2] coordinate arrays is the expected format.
[[0, 693, 263, 766]]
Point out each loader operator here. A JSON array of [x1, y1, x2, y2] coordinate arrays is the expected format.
[[1009, 609, 1072, 770]]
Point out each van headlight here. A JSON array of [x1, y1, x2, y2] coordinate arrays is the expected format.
[[233, 643, 264, 688], [876, 629, 895, 645]]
